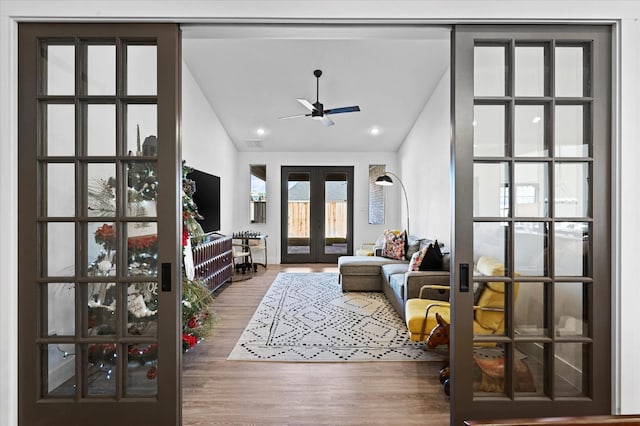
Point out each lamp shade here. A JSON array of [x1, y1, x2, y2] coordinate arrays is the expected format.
[[375, 175, 393, 186]]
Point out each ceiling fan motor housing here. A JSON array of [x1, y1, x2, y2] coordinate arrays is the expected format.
[[312, 101, 324, 117]]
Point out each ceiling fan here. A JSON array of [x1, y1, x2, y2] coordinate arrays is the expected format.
[[278, 69, 361, 127]]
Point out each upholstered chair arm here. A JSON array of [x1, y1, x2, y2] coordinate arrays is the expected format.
[[418, 284, 451, 299], [405, 272, 451, 300]]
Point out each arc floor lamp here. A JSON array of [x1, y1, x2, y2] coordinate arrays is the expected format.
[[375, 171, 410, 236]]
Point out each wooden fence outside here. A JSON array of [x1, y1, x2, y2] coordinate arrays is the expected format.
[[288, 201, 347, 238]]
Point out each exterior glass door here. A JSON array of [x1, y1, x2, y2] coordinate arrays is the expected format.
[[451, 25, 611, 423], [281, 166, 353, 263], [18, 23, 181, 424]]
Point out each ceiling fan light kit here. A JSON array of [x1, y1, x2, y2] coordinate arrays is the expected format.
[[279, 69, 360, 126]]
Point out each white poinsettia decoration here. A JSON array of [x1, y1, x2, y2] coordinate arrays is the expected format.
[[128, 294, 157, 318], [98, 260, 113, 273]]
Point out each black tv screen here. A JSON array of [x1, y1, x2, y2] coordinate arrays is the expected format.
[[187, 169, 221, 233]]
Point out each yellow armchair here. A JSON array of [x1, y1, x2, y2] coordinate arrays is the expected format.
[[405, 256, 517, 342]]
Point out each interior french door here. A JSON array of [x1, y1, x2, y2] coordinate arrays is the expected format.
[[281, 166, 354, 263], [451, 25, 611, 423], [18, 23, 182, 425]]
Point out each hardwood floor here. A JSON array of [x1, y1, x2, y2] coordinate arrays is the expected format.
[[182, 264, 450, 425]]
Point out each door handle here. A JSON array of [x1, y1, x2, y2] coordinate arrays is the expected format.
[[161, 262, 172, 292], [459, 263, 470, 292]]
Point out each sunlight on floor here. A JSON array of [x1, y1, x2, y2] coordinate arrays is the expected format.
[[279, 264, 338, 273]]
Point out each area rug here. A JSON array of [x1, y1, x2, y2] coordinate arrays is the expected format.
[[227, 272, 447, 362]]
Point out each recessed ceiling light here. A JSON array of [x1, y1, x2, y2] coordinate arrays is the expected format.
[[256, 128, 266, 136], [370, 127, 380, 136]]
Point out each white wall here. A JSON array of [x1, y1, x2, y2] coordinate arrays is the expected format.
[[235, 151, 399, 263], [181, 60, 238, 234], [398, 69, 451, 245], [2, 3, 640, 425]]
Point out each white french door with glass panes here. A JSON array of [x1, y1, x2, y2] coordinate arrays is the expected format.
[[451, 25, 611, 424], [18, 23, 182, 425]]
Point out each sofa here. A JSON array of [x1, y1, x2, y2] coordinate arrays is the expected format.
[[338, 236, 451, 320]]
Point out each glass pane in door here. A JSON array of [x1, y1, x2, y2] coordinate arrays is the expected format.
[[555, 282, 588, 337], [555, 105, 588, 157], [514, 162, 548, 217], [45, 104, 75, 156], [554, 342, 589, 397], [474, 45, 506, 96], [514, 281, 547, 337], [514, 104, 547, 157], [46, 222, 75, 276], [324, 172, 348, 255], [126, 104, 157, 157], [45, 282, 76, 337], [126, 342, 158, 396], [87, 104, 116, 156], [43, 343, 76, 398], [515, 45, 545, 97], [515, 342, 547, 397], [514, 221, 548, 276], [44, 44, 75, 96], [47, 163, 75, 217], [287, 172, 310, 254], [126, 44, 157, 96], [84, 342, 117, 396], [473, 104, 506, 157], [473, 162, 509, 217], [86, 44, 115, 96], [555, 46, 584, 97], [554, 162, 589, 217]]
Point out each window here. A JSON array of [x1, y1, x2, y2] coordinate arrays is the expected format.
[[250, 164, 266, 223], [368, 165, 385, 224]]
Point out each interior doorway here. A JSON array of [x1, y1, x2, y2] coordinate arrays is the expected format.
[[280, 166, 354, 263]]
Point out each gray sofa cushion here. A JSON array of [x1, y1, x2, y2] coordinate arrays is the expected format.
[[338, 256, 407, 275], [388, 273, 405, 299], [381, 263, 410, 282]]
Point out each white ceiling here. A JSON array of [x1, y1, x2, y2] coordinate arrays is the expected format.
[[182, 25, 450, 152]]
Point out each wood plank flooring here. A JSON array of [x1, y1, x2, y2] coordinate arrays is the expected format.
[[182, 264, 450, 425]]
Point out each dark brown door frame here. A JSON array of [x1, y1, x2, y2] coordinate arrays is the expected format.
[[451, 24, 611, 424], [18, 23, 181, 425], [280, 166, 354, 263]]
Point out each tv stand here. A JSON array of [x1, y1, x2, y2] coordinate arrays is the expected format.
[[191, 234, 233, 292]]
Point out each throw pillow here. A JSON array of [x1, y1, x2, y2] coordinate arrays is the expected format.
[[419, 240, 444, 271], [382, 229, 406, 260], [408, 250, 423, 271], [405, 235, 423, 261]]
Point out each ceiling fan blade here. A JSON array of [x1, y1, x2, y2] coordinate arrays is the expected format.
[[296, 98, 315, 111], [320, 116, 335, 127], [278, 113, 311, 120], [324, 105, 360, 115]]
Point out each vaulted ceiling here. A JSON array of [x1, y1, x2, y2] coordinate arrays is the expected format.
[[182, 25, 450, 152]]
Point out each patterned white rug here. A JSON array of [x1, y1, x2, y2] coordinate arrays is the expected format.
[[227, 272, 447, 362]]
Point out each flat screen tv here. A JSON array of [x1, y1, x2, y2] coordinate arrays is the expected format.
[[186, 168, 221, 233]]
